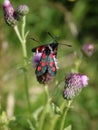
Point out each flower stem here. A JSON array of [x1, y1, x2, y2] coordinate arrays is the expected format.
[[44, 84, 49, 101], [13, 26, 22, 44], [13, 17, 31, 112], [38, 85, 49, 130], [22, 16, 26, 40], [60, 100, 72, 130], [50, 102, 65, 130]]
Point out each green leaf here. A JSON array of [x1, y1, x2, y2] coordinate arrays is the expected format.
[[27, 119, 35, 130], [51, 102, 62, 115]]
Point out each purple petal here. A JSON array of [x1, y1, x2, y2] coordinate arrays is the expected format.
[[82, 43, 95, 57], [81, 75, 89, 87], [33, 53, 42, 67], [3, 0, 10, 7]]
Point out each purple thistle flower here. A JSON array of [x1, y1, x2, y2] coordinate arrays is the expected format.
[[63, 87, 75, 100], [33, 53, 42, 68], [82, 43, 95, 57], [3, 0, 18, 26], [63, 73, 89, 100]]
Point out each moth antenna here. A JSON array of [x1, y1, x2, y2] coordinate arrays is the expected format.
[[29, 37, 40, 43], [47, 32, 72, 47], [47, 32, 55, 39], [60, 43, 72, 47], [47, 32, 58, 42]]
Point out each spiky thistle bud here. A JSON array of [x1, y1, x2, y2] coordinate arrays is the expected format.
[[2, 0, 18, 26], [16, 5, 29, 16], [82, 43, 95, 57], [63, 73, 89, 100]]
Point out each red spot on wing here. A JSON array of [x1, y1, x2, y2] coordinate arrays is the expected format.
[[52, 67, 56, 72], [37, 46, 46, 53], [37, 66, 42, 71], [49, 62, 54, 67], [42, 53, 46, 58], [50, 53, 53, 58], [40, 61, 46, 66]]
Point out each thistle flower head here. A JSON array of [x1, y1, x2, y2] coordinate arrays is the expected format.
[[81, 75, 88, 86], [63, 73, 89, 100], [3, 0, 10, 6], [33, 53, 42, 68], [3, 0, 18, 26], [63, 87, 75, 100], [16, 5, 29, 16], [82, 43, 95, 57], [65, 73, 89, 89]]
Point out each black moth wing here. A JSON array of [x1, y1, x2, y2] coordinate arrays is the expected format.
[[35, 53, 57, 77], [32, 42, 58, 53], [32, 44, 46, 53], [35, 42, 58, 77], [47, 54, 57, 76]]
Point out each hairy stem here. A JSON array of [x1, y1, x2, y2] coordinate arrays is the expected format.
[[50, 102, 65, 130], [60, 100, 72, 130], [38, 85, 50, 130], [14, 26, 22, 43], [14, 17, 31, 112]]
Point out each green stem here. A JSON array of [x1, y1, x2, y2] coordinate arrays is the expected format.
[[38, 85, 49, 130], [14, 26, 23, 44], [13, 17, 31, 112], [50, 102, 65, 130], [21, 16, 27, 59], [44, 85, 49, 101], [23, 67, 31, 112], [22, 16, 26, 40], [60, 100, 72, 130]]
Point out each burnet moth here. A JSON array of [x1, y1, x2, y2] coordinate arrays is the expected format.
[[31, 32, 71, 84]]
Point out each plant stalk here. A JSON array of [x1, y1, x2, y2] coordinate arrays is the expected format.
[[60, 100, 72, 130], [13, 16, 31, 112], [38, 85, 49, 130]]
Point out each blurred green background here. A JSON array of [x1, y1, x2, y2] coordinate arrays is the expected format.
[[0, 0, 98, 130]]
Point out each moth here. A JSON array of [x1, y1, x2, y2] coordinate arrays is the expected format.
[[32, 41, 58, 84], [31, 32, 71, 84]]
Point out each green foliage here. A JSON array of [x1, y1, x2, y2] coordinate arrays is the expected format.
[[0, 0, 98, 130], [0, 111, 9, 130]]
